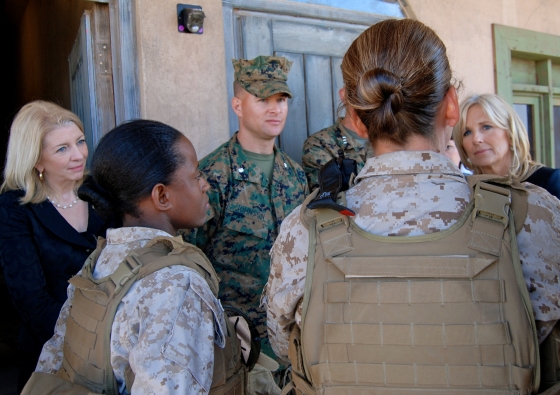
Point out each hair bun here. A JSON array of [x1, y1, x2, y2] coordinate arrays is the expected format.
[[78, 175, 117, 219], [358, 68, 404, 114]]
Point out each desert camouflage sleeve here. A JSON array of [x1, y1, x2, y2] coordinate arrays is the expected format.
[[118, 268, 223, 394], [263, 206, 309, 358], [517, 183, 560, 342]]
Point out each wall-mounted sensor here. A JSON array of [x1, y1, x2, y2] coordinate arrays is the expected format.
[[177, 4, 205, 34]]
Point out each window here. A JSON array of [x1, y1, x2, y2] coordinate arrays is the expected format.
[[493, 24, 560, 167]]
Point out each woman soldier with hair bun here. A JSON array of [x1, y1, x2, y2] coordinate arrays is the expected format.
[[264, 18, 560, 394]]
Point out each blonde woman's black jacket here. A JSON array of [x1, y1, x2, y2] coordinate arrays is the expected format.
[[525, 166, 560, 201], [0, 189, 109, 365]]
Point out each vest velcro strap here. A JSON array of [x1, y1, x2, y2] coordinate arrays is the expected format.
[[62, 341, 105, 387], [316, 209, 353, 258], [308, 362, 531, 390], [66, 314, 98, 350], [324, 322, 510, 346], [325, 279, 504, 304], [330, 255, 495, 279], [73, 288, 108, 321], [468, 216, 507, 257], [291, 371, 317, 395]]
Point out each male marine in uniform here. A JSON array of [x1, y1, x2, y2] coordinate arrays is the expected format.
[[302, 88, 374, 191], [181, 55, 309, 362]]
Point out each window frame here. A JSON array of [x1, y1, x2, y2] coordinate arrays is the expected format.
[[493, 24, 560, 167]]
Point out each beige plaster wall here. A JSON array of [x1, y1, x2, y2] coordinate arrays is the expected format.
[[408, 0, 560, 101], [134, 0, 229, 158]]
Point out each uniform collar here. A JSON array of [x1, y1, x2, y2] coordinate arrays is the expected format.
[[227, 133, 292, 186], [356, 151, 465, 182], [336, 118, 373, 161], [105, 227, 171, 245]]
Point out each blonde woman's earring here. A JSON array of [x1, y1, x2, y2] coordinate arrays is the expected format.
[[38, 170, 43, 181]]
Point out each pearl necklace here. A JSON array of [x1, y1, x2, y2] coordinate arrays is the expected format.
[[47, 193, 79, 209]]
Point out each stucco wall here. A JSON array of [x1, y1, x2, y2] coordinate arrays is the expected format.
[[134, 0, 229, 158], [408, 0, 560, 101]]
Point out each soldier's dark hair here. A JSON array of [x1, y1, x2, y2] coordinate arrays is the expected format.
[[78, 119, 185, 220], [341, 19, 454, 146]]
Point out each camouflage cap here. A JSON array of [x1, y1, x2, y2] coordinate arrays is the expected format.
[[232, 55, 293, 99]]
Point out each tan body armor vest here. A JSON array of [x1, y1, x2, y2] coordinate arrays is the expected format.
[[287, 178, 541, 395], [58, 236, 246, 395]]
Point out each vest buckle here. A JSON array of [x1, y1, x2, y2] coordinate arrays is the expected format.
[[472, 182, 511, 228]]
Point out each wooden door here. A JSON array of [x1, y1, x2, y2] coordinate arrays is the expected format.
[[69, 3, 115, 167], [223, 1, 398, 164]]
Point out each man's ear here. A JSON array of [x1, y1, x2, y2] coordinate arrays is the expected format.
[[151, 183, 172, 211], [231, 96, 243, 118], [445, 86, 460, 128]]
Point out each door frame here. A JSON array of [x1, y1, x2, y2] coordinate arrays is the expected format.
[[222, 0, 414, 137], [94, 0, 141, 124]]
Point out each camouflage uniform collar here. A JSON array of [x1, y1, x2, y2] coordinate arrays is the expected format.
[[337, 118, 373, 162], [356, 151, 465, 182], [229, 132, 285, 186], [105, 227, 172, 245]]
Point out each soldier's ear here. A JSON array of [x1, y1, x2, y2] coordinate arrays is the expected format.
[[232, 96, 243, 117], [151, 183, 172, 211]]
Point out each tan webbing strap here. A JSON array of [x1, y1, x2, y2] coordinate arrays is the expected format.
[[315, 208, 353, 259], [308, 362, 532, 389], [291, 372, 317, 395], [142, 236, 220, 297], [324, 322, 510, 346], [467, 174, 528, 235], [325, 279, 503, 304], [280, 381, 295, 395], [65, 314, 97, 350], [468, 181, 511, 256], [61, 342, 105, 386], [508, 211, 541, 392], [330, 255, 495, 279]]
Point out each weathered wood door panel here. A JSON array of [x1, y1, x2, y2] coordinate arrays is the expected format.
[[69, 3, 115, 167], [223, 1, 392, 164]]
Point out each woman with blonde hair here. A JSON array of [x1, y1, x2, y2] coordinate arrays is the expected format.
[[0, 100, 110, 390], [453, 93, 559, 199]]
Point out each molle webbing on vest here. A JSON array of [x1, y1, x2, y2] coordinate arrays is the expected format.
[[59, 236, 245, 395], [290, 181, 538, 395]]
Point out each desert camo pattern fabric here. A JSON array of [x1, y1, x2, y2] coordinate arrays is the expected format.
[[36, 227, 225, 395], [263, 151, 560, 358], [302, 118, 374, 191], [181, 133, 308, 360]]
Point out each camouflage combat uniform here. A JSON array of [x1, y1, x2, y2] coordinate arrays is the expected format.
[[183, 56, 308, 362], [182, 133, 308, 360], [37, 227, 225, 395], [263, 151, 560, 358], [302, 118, 374, 191]]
